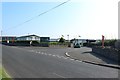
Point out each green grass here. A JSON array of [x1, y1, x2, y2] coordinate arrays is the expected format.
[[0, 67, 12, 80]]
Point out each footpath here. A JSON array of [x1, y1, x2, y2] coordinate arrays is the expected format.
[[65, 47, 120, 69]]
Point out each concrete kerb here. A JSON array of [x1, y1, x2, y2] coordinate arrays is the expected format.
[[65, 52, 120, 69]]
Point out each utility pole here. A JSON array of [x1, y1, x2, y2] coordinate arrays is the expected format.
[[67, 35, 69, 42]]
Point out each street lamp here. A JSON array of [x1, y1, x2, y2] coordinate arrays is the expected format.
[[62, 35, 64, 38], [67, 35, 69, 42], [79, 35, 81, 38]]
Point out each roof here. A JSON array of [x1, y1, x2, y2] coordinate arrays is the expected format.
[[17, 34, 40, 38], [1, 36, 16, 38]]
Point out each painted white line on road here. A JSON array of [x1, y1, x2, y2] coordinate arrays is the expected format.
[[36, 51, 39, 53], [56, 55, 61, 58], [57, 56, 61, 58], [11, 46, 18, 49], [53, 73, 65, 78], [61, 56, 65, 58], [28, 50, 33, 52], [49, 54, 52, 56], [52, 55, 56, 57], [44, 53, 47, 55], [70, 59, 74, 61], [77, 60, 82, 62], [38, 52, 41, 54], [75, 60, 82, 62], [63, 57, 68, 59], [66, 57, 70, 59], [75, 60, 79, 62], [41, 52, 44, 54], [35, 51, 38, 53], [65, 52, 70, 57], [48, 54, 52, 56], [56, 55, 59, 57]]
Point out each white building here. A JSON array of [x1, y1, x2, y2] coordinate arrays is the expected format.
[[17, 35, 40, 41], [50, 38, 60, 42]]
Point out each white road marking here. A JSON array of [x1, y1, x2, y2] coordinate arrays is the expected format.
[[27, 50, 83, 63], [75, 60, 79, 62], [36, 51, 38, 53], [65, 52, 70, 57], [63, 57, 68, 59], [66, 57, 69, 59], [70, 59, 74, 61], [11, 46, 18, 48], [48, 54, 52, 56], [53, 73, 65, 78], [57, 56, 61, 58], [52, 55, 56, 57], [38, 52, 41, 53], [44, 53, 47, 55], [61, 56, 65, 58], [76, 60, 82, 62], [56, 55, 60, 57], [41, 52, 44, 54]]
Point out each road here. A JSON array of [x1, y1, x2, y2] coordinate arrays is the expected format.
[[2, 45, 118, 78]]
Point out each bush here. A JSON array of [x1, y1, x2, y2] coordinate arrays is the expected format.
[[115, 40, 120, 50], [104, 39, 117, 47], [59, 37, 65, 43], [95, 39, 117, 48]]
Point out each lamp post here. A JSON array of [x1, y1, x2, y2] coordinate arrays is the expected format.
[[67, 35, 69, 42], [78, 35, 81, 42], [79, 35, 82, 46], [79, 35, 81, 38], [62, 35, 64, 38]]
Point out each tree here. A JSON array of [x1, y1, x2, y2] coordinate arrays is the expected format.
[[59, 37, 65, 43]]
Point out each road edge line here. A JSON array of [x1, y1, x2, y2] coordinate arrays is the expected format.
[[65, 52, 120, 69]]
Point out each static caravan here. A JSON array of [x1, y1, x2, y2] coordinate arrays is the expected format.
[[73, 39, 82, 48]]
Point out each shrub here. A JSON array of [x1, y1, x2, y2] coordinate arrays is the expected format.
[[115, 40, 120, 50], [94, 39, 117, 48], [59, 37, 65, 43]]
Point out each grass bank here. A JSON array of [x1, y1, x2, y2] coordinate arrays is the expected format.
[[0, 67, 12, 80]]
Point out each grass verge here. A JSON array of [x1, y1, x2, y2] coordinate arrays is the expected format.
[[0, 67, 12, 80]]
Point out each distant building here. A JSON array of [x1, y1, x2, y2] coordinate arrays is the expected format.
[[17, 34, 40, 42], [71, 39, 86, 43], [17, 34, 50, 43], [0, 36, 16, 43], [72, 39, 87, 47], [1, 35, 50, 47], [1, 36, 16, 41], [86, 39, 96, 43], [50, 38, 60, 42], [40, 37, 50, 42], [70, 39, 96, 47]]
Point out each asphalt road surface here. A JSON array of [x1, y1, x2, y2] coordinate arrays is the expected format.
[[2, 45, 118, 78]]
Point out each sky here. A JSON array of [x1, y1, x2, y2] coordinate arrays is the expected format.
[[1, 0, 120, 40]]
